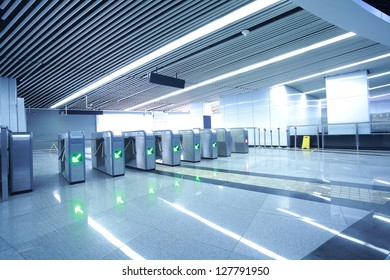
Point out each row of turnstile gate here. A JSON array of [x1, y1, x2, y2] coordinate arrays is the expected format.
[[57, 128, 249, 184]]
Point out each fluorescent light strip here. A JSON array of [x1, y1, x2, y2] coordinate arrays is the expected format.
[[373, 214, 390, 224], [368, 71, 390, 79], [369, 83, 390, 90], [276, 53, 390, 86], [49, 0, 279, 109], [88, 217, 145, 260], [127, 32, 355, 110], [370, 93, 390, 99], [278, 208, 390, 255], [160, 197, 286, 260]]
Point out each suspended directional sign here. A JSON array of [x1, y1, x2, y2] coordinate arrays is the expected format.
[[114, 150, 122, 159], [71, 153, 82, 163]]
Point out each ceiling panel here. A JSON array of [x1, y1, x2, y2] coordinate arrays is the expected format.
[[1, 0, 390, 112]]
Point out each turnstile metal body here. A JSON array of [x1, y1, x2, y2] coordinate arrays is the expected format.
[[58, 131, 86, 184], [154, 130, 181, 166], [9, 132, 33, 194], [179, 129, 201, 162], [1, 126, 9, 201], [92, 131, 125, 177], [199, 129, 218, 159], [231, 128, 249, 153], [123, 130, 156, 171], [216, 128, 232, 157]]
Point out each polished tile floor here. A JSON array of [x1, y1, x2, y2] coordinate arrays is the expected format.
[[1, 148, 390, 260]]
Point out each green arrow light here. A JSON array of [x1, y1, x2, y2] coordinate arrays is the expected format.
[[71, 153, 82, 163], [114, 150, 122, 159], [194, 143, 200, 150], [74, 205, 84, 214], [148, 188, 155, 194], [212, 142, 217, 148], [175, 181, 180, 188], [147, 147, 154, 155], [195, 176, 201, 182], [173, 145, 179, 152], [116, 196, 124, 204]]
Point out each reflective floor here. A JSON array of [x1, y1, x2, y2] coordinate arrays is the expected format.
[[1, 148, 390, 260]]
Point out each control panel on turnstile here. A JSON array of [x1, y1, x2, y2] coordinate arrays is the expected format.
[[123, 130, 156, 171], [216, 128, 232, 157], [58, 131, 86, 184], [154, 130, 181, 166], [199, 129, 218, 159], [179, 129, 201, 162], [92, 131, 124, 177]]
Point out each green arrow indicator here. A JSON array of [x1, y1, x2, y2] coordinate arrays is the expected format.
[[195, 176, 201, 182], [71, 153, 82, 163], [114, 150, 122, 159], [173, 145, 179, 152], [148, 187, 155, 194], [147, 147, 154, 155], [116, 196, 124, 204], [194, 143, 200, 150], [212, 142, 217, 148], [74, 205, 84, 214], [174, 181, 180, 188]]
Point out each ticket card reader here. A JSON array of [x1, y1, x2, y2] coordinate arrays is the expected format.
[[199, 129, 218, 159], [123, 130, 156, 171], [231, 128, 249, 153], [58, 131, 86, 184], [154, 130, 181, 166], [179, 129, 201, 162], [92, 131, 125, 177], [216, 128, 232, 157]]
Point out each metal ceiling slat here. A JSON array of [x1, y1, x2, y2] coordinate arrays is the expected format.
[[0, 0, 12, 10], [0, 0, 85, 73], [0, 0, 21, 21], [15, 0, 130, 88], [0, 2, 60, 65], [19, 0, 186, 94], [0, 1, 69, 59], [22, 0, 238, 106], [0, 0, 50, 50], [2, 0, 96, 76]]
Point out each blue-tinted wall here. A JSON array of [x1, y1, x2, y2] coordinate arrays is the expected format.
[[26, 109, 96, 150]]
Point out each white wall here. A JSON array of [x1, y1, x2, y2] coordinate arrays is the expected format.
[[220, 86, 321, 146], [325, 70, 370, 134]]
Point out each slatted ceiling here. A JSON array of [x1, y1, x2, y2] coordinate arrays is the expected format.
[[11, 0, 256, 108], [132, 1, 299, 78], [2, 1, 390, 111]]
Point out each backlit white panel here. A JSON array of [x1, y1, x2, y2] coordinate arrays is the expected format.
[[326, 70, 369, 127]]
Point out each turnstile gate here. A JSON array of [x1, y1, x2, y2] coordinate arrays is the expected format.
[[230, 128, 249, 153], [199, 129, 218, 159], [216, 128, 232, 157], [58, 131, 86, 184], [92, 131, 125, 177], [9, 132, 33, 194], [154, 130, 181, 166], [1, 126, 33, 200], [179, 129, 201, 162], [123, 130, 156, 171]]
